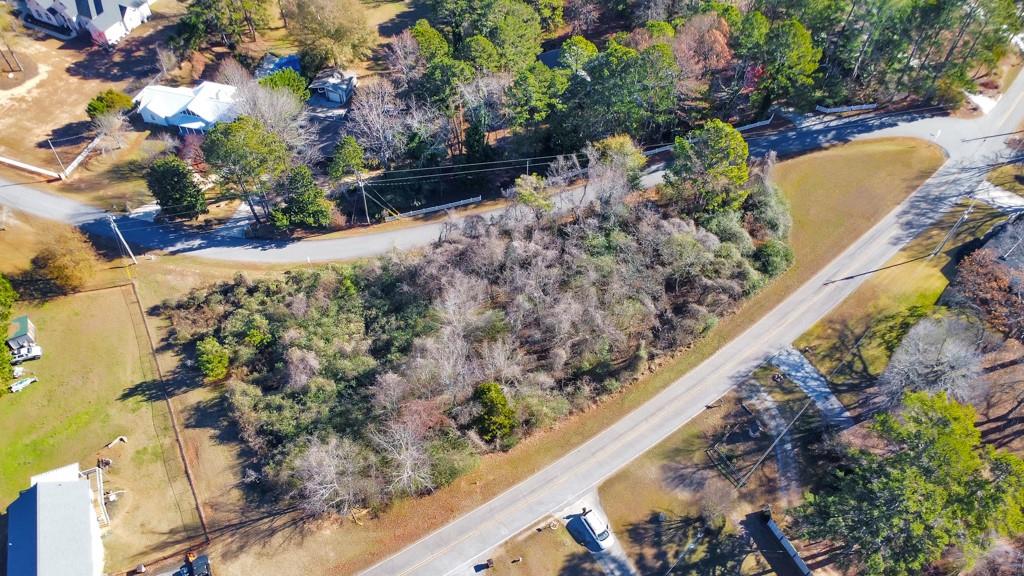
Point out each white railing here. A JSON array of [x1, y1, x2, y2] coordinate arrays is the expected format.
[[815, 103, 878, 113], [80, 467, 110, 527], [0, 155, 63, 180], [384, 195, 483, 221], [736, 113, 775, 132]]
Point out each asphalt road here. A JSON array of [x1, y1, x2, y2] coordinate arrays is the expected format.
[[0, 92, 979, 264], [358, 75, 1024, 576]]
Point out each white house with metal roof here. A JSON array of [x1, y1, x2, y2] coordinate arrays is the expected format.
[[134, 81, 239, 134], [5, 463, 106, 576], [25, 0, 155, 46]]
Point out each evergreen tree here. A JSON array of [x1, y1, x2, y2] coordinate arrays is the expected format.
[[796, 393, 1024, 576], [273, 165, 332, 229], [146, 156, 207, 220]]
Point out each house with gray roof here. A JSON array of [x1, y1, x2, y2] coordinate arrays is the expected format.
[[5, 463, 105, 576], [25, 0, 154, 46]]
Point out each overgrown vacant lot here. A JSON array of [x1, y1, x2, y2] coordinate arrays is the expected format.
[[796, 200, 1003, 416], [0, 284, 202, 571], [150, 137, 945, 576]]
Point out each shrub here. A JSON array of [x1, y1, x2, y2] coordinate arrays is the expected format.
[[427, 431, 479, 486], [0, 347, 12, 386], [754, 239, 795, 277], [0, 274, 16, 322], [259, 67, 311, 100], [744, 181, 792, 240], [473, 381, 517, 446], [517, 390, 571, 430], [86, 89, 134, 119], [196, 336, 230, 381], [645, 20, 675, 38], [32, 229, 99, 293], [704, 210, 754, 255]]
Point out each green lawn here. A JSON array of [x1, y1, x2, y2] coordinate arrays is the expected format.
[[795, 201, 1004, 413], [987, 163, 1024, 197], [0, 286, 202, 571]]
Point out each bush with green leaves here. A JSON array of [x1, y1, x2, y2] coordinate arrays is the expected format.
[[474, 381, 517, 446], [329, 136, 365, 181], [427, 431, 479, 486], [259, 67, 311, 100], [753, 239, 794, 277], [272, 165, 332, 230], [196, 336, 230, 381], [86, 89, 134, 119]]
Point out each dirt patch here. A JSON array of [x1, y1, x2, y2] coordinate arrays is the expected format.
[[0, 49, 40, 90]]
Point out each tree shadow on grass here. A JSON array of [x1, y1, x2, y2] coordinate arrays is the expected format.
[[558, 551, 605, 576], [35, 120, 94, 152], [118, 365, 203, 404]]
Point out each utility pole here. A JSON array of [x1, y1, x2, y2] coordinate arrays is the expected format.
[[358, 175, 370, 225], [108, 215, 137, 265]]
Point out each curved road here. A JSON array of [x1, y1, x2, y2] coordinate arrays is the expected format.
[[356, 80, 1024, 575], [0, 100, 968, 264]]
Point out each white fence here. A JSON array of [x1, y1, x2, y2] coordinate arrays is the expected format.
[[0, 155, 63, 180], [60, 136, 103, 178], [384, 196, 483, 221], [814, 103, 878, 113], [736, 113, 775, 132]]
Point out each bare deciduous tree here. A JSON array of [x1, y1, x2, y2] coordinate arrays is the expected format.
[[347, 79, 408, 168], [93, 111, 128, 155], [370, 421, 435, 496], [674, 14, 733, 97], [459, 72, 512, 134], [292, 436, 379, 517], [385, 30, 423, 90], [700, 477, 737, 524], [565, 0, 601, 35], [215, 58, 253, 89], [373, 372, 410, 413], [285, 347, 321, 391], [156, 44, 179, 77], [880, 316, 986, 406]]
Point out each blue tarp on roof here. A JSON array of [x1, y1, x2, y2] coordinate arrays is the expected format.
[[255, 54, 301, 79]]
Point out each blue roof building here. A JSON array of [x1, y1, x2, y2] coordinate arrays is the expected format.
[[255, 53, 302, 79]]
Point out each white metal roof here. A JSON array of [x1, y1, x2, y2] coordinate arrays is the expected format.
[[134, 81, 238, 125], [6, 464, 103, 576]]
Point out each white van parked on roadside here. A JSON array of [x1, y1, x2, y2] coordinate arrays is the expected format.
[[581, 507, 615, 550]]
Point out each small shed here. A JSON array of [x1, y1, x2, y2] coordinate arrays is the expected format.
[[255, 53, 301, 79], [7, 315, 37, 350], [309, 68, 358, 106]]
